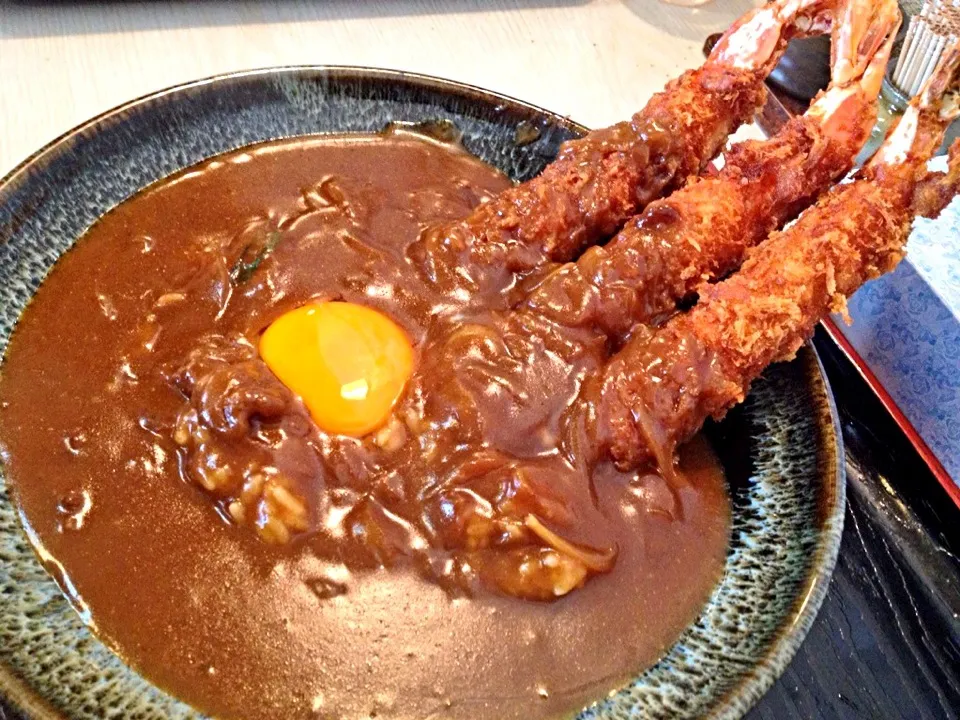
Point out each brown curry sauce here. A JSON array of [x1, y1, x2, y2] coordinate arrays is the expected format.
[[0, 133, 730, 719]]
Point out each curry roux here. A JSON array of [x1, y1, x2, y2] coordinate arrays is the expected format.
[[0, 133, 730, 720]]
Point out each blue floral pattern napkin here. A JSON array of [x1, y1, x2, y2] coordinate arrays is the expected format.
[[835, 173, 960, 485]]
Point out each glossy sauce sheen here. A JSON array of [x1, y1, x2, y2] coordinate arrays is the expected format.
[[0, 134, 731, 719]]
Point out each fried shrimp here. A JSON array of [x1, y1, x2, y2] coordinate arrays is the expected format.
[[525, 0, 900, 340], [584, 42, 960, 472], [409, 0, 849, 302]]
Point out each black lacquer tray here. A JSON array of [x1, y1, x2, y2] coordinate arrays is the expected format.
[[746, 327, 960, 720]]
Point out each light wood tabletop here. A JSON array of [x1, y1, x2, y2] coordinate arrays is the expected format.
[[4, 7, 960, 720], [0, 0, 759, 176]]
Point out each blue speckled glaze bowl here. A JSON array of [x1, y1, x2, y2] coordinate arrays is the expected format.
[[0, 67, 845, 720]]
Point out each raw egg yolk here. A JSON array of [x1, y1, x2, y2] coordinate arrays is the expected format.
[[259, 301, 414, 437]]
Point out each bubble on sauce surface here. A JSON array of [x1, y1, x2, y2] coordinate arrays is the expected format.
[[56, 489, 92, 532], [307, 576, 348, 600], [63, 431, 87, 456]]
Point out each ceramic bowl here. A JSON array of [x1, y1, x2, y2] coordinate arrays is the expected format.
[[0, 67, 845, 720]]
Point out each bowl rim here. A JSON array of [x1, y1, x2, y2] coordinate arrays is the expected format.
[[0, 65, 847, 720], [0, 64, 589, 192], [710, 345, 846, 719]]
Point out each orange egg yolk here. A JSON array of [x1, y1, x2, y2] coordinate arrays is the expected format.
[[259, 301, 414, 437]]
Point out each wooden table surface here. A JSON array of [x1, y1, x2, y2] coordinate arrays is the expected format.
[[0, 0, 760, 176], [2, 3, 959, 720]]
